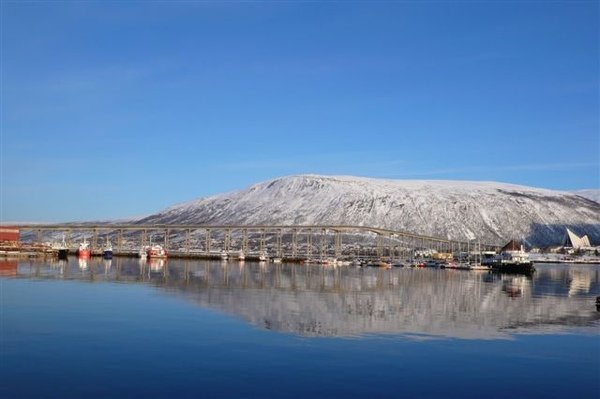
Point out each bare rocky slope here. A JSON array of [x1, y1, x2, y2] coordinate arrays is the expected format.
[[137, 175, 600, 247]]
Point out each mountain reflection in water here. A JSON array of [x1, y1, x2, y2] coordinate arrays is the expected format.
[[9, 258, 600, 339]]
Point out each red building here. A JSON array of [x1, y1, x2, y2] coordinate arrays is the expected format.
[[0, 226, 20, 243]]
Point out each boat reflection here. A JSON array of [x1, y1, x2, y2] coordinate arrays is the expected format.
[[10, 259, 600, 339], [149, 258, 166, 273]]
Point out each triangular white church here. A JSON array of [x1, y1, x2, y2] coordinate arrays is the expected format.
[[562, 228, 591, 248]]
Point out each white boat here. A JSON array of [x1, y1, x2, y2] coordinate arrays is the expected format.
[[444, 262, 471, 270], [258, 251, 268, 262], [238, 250, 245, 261], [469, 263, 491, 271], [138, 245, 149, 259], [272, 257, 282, 264], [220, 250, 229, 260], [147, 244, 167, 259]]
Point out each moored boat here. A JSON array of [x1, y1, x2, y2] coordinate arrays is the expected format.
[[103, 239, 113, 259], [469, 263, 492, 271], [492, 243, 535, 274], [77, 239, 91, 258], [53, 235, 69, 260], [147, 244, 167, 259], [443, 261, 471, 270], [138, 245, 149, 259], [378, 260, 392, 268]]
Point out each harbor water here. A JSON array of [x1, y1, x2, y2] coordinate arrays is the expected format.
[[1, 258, 599, 398]]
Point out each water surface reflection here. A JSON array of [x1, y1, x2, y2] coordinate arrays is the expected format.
[[8, 258, 600, 339]]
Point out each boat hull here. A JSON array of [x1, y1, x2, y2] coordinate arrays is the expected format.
[[57, 249, 69, 260], [492, 262, 535, 274], [77, 249, 91, 258], [103, 250, 113, 259], [147, 252, 167, 259]]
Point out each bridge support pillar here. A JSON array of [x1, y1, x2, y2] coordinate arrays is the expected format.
[[376, 234, 383, 258], [320, 229, 326, 260], [277, 229, 282, 258], [291, 229, 297, 258], [307, 229, 312, 259], [260, 229, 265, 254], [205, 229, 211, 254], [185, 229, 191, 253], [334, 230, 341, 258], [92, 229, 98, 252], [224, 229, 231, 252], [242, 229, 248, 253]]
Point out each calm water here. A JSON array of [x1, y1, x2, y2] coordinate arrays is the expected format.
[[1, 258, 599, 399]]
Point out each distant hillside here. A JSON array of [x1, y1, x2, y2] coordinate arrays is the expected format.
[[572, 189, 600, 204], [137, 175, 600, 247]]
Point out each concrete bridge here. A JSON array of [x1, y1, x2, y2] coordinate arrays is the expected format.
[[11, 223, 501, 260]]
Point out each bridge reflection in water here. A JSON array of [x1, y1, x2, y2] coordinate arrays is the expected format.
[[10, 258, 600, 339]]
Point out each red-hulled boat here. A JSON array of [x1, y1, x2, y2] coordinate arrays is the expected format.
[[77, 240, 91, 258]]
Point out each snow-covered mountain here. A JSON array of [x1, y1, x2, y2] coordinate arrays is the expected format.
[[572, 189, 600, 204], [137, 175, 600, 247]]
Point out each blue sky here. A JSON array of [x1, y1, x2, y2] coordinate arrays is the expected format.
[[2, 1, 598, 222]]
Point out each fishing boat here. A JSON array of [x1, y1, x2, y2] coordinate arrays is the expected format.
[[103, 239, 113, 259], [147, 244, 167, 259], [54, 235, 69, 260], [492, 242, 535, 274], [77, 239, 91, 258]]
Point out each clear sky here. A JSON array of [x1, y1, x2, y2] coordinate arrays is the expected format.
[[1, 1, 598, 222]]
